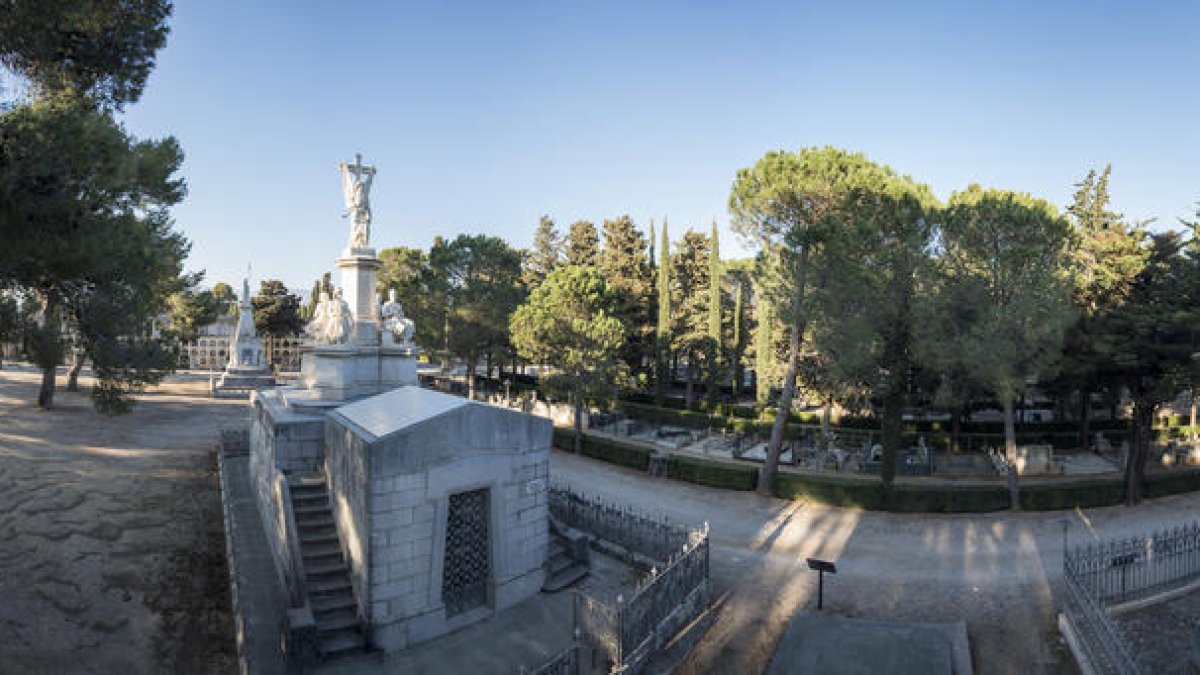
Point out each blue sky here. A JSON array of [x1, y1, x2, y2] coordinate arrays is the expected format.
[[119, 1, 1200, 292]]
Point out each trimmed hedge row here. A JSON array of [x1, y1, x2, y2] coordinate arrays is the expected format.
[[667, 455, 758, 491], [552, 428, 1200, 513], [552, 428, 651, 471]]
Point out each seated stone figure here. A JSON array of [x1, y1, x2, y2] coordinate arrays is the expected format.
[[305, 290, 354, 345], [380, 289, 415, 346]]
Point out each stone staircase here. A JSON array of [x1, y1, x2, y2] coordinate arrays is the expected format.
[[543, 517, 590, 592], [290, 473, 367, 658]]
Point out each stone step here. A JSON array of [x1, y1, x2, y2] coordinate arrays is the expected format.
[[296, 514, 335, 529], [312, 591, 357, 614], [300, 530, 340, 546], [547, 552, 576, 576], [316, 608, 360, 632], [308, 578, 353, 595], [290, 482, 326, 495], [301, 541, 343, 559], [319, 629, 365, 657], [293, 504, 333, 516], [306, 560, 350, 577], [543, 562, 588, 593], [292, 497, 329, 510]]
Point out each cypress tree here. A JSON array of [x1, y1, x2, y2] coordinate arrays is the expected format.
[[655, 218, 671, 405]]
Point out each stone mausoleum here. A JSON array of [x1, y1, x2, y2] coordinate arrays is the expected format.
[[248, 154, 550, 657]]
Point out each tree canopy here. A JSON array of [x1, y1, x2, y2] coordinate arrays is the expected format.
[[510, 265, 626, 452]]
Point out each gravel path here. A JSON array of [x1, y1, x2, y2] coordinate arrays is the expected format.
[[550, 450, 1200, 675], [0, 368, 247, 675]]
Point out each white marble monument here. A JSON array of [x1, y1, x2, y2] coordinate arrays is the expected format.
[[248, 153, 550, 657], [216, 275, 275, 393]]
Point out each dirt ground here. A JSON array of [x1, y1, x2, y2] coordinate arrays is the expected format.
[[1116, 590, 1200, 674], [0, 367, 247, 675]]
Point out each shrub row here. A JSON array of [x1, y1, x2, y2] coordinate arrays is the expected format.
[[553, 428, 1200, 513], [552, 428, 651, 472]]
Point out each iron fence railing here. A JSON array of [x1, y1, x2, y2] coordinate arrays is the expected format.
[[550, 485, 710, 675], [548, 483, 692, 562], [1066, 522, 1200, 605], [1061, 521, 1200, 674], [1061, 570, 1141, 675]]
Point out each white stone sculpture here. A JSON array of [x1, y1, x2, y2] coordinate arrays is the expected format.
[[380, 289, 415, 346], [305, 290, 354, 345], [227, 276, 264, 369], [339, 153, 376, 249]]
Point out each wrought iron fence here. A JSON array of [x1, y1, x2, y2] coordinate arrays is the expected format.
[[550, 484, 710, 674], [620, 527, 710, 652], [548, 483, 691, 562], [1061, 521, 1200, 674], [1061, 569, 1141, 675], [1066, 522, 1200, 605]]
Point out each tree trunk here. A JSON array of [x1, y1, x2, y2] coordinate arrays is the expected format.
[[1080, 388, 1092, 452], [759, 318, 801, 497], [66, 349, 86, 392], [573, 394, 584, 454], [758, 247, 808, 498], [950, 406, 962, 454], [655, 344, 668, 407], [38, 362, 56, 408], [1190, 388, 1197, 441], [691, 353, 700, 410], [466, 358, 477, 400], [880, 373, 905, 488], [1125, 399, 1153, 505], [1002, 395, 1017, 460], [36, 294, 59, 409]]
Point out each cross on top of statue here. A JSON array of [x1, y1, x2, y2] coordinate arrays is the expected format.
[[339, 152, 377, 249], [344, 153, 375, 180]]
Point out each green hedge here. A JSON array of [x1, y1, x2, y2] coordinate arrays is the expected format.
[[552, 428, 651, 471], [1018, 479, 1125, 510], [1145, 469, 1200, 499], [770, 473, 1011, 512], [667, 455, 758, 491]]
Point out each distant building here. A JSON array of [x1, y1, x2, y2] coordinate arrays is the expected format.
[[182, 314, 304, 373]]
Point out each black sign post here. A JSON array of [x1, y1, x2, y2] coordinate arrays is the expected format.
[[806, 558, 837, 610]]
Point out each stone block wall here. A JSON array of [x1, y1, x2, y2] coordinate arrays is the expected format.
[[248, 391, 327, 607], [327, 396, 551, 651]]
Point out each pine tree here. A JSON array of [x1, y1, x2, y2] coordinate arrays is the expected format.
[[598, 215, 652, 377], [523, 215, 562, 287], [565, 220, 599, 268]]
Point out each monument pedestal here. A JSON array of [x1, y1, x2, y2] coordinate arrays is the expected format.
[[338, 249, 381, 346], [300, 344, 418, 401]]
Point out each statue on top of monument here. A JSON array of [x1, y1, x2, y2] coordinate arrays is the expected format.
[[380, 289, 415, 346], [339, 153, 376, 249]]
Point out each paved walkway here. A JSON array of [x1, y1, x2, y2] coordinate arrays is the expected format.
[[549, 450, 1200, 675]]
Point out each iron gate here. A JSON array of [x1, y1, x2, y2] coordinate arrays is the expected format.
[[443, 487, 490, 616]]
